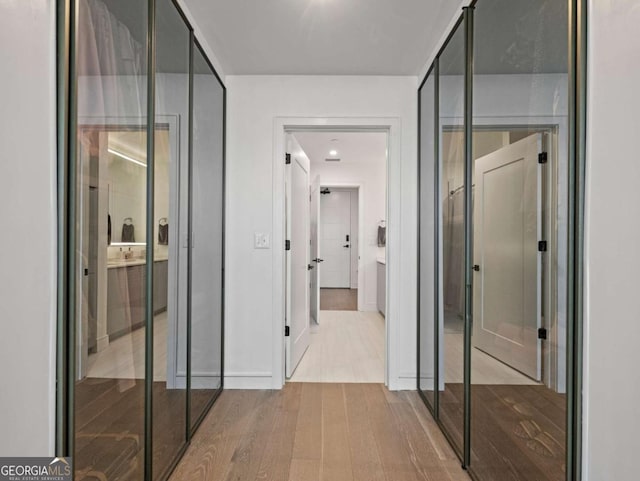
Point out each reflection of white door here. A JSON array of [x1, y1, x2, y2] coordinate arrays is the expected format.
[[310, 176, 321, 323], [472, 134, 543, 381], [320, 190, 351, 288], [286, 150, 310, 378]]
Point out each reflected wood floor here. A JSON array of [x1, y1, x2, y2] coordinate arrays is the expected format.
[[320, 288, 357, 311], [439, 384, 566, 481], [75, 378, 216, 481], [169, 383, 471, 481]]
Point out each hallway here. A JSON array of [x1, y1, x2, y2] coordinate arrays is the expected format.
[[169, 383, 470, 481]]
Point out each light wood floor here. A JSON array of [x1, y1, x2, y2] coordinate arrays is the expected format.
[[289, 309, 533, 385], [444, 333, 540, 385], [289, 310, 385, 383], [320, 288, 358, 311], [169, 383, 471, 481], [86, 312, 167, 381]]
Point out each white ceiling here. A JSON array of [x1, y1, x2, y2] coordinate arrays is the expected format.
[[293, 131, 387, 166], [182, 0, 462, 75]]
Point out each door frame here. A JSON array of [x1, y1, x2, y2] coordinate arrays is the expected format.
[[273, 117, 398, 389], [318, 184, 363, 308]]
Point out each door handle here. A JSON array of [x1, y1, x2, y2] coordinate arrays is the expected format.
[[308, 264, 315, 270], [312, 258, 324, 263], [343, 244, 350, 248]]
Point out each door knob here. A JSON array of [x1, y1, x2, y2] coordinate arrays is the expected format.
[[343, 244, 350, 248], [473, 264, 480, 272], [307, 264, 315, 270]]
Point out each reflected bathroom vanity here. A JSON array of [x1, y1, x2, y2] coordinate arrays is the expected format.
[[106, 257, 168, 340]]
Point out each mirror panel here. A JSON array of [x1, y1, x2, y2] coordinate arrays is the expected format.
[[189, 44, 225, 429], [437, 20, 466, 456], [470, 1, 569, 479], [74, 0, 148, 479], [152, 0, 190, 478], [418, 70, 437, 409]]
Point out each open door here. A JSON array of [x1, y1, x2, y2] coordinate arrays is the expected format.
[[285, 139, 311, 378], [472, 133, 543, 380], [310, 175, 321, 324]]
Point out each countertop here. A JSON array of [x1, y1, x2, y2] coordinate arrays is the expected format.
[[107, 257, 168, 269]]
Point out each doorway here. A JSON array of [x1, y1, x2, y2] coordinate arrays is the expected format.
[[319, 186, 359, 311], [282, 127, 389, 384]]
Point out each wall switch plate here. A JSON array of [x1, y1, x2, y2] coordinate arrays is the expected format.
[[254, 232, 270, 249]]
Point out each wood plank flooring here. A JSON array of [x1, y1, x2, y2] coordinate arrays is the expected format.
[[289, 311, 385, 383], [440, 384, 566, 481], [86, 312, 167, 381], [444, 332, 540, 385], [320, 289, 357, 311], [74, 378, 219, 481], [169, 383, 471, 481]]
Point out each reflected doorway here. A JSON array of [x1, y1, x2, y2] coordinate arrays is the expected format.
[[74, 122, 184, 480]]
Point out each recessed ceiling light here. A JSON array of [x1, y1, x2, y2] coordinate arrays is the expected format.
[[329, 149, 338, 156]]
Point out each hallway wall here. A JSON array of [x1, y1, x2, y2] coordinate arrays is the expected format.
[[0, 0, 57, 456], [225, 76, 418, 389], [583, 1, 640, 479]]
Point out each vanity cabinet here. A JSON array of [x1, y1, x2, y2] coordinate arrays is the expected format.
[[153, 260, 168, 314], [107, 260, 168, 340]]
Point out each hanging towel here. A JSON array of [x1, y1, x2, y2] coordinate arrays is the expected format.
[[158, 223, 169, 245], [122, 223, 135, 243], [377, 225, 386, 247]]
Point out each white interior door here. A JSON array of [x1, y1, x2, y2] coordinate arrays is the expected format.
[[310, 176, 321, 323], [286, 148, 311, 378], [320, 190, 351, 288], [472, 133, 543, 380]]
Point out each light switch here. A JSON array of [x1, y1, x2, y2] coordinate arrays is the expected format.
[[254, 232, 270, 249]]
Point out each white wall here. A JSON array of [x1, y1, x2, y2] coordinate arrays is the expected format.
[[225, 76, 418, 389], [311, 160, 386, 312], [0, 0, 56, 456], [583, 2, 640, 479]]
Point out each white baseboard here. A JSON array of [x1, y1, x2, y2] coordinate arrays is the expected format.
[[224, 371, 273, 389], [417, 376, 435, 391], [361, 302, 378, 312], [96, 335, 109, 352], [173, 374, 222, 389], [389, 373, 418, 391]]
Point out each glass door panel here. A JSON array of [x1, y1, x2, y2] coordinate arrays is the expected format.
[[189, 44, 225, 430], [437, 20, 466, 456], [152, 0, 190, 477], [74, 1, 148, 479], [470, 1, 569, 479], [418, 71, 437, 409]]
